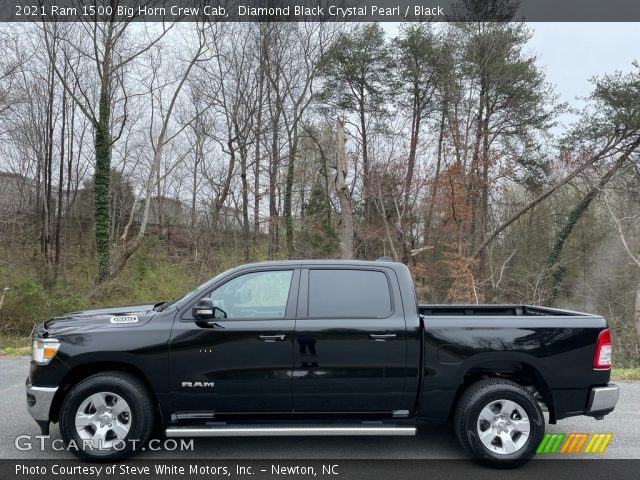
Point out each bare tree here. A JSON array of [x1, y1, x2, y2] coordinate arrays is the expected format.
[[42, 17, 172, 283], [603, 192, 640, 346], [116, 23, 211, 276]]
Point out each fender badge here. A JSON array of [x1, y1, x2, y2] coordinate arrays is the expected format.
[[110, 315, 139, 324]]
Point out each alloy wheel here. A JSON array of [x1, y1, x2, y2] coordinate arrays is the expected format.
[[74, 392, 132, 450], [476, 399, 530, 455]]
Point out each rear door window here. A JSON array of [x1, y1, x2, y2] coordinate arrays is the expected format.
[[307, 269, 392, 318]]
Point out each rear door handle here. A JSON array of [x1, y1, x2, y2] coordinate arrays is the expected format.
[[259, 334, 287, 342], [369, 333, 397, 341]]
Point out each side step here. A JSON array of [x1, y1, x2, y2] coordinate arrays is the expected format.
[[166, 424, 416, 437]]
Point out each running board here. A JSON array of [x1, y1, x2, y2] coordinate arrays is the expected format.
[[166, 425, 416, 437]]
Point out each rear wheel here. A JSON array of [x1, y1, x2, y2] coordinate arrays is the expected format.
[[59, 371, 155, 461], [454, 378, 544, 468]]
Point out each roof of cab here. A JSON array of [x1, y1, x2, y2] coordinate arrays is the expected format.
[[232, 258, 402, 270]]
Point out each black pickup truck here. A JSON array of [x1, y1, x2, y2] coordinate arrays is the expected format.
[[26, 259, 619, 467]]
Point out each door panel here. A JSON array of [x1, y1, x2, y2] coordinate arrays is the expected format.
[[292, 268, 407, 412], [169, 269, 299, 414], [169, 319, 294, 412]]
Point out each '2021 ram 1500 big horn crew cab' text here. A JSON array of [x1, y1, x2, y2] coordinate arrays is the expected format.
[[26, 259, 619, 467]]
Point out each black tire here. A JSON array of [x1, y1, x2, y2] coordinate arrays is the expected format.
[[454, 378, 544, 468], [59, 371, 155, 461]]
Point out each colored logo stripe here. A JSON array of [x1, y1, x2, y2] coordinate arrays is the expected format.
[[561, 433, 588, 453], [537, 433, 612, 454], [584, 433, 613, 453], [537, 433, 565, 453]]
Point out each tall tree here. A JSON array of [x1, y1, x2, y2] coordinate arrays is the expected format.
[[271, 23, 338, 259], [319, 23, 393, 223], [43, 17, 171, 283], [387, 24, 446, 261], [117, 24, 209, 276], [454, 21, 558, 280], [393, 24, 440, 212]]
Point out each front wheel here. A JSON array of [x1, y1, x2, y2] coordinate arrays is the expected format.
[[59, 371, 155, 461], [454, 378, 545, 468]]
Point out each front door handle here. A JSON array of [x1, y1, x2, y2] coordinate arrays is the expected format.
[[369, 333, 397, 341], [259, 334, 287, 342]]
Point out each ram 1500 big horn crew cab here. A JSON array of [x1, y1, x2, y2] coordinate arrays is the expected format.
[[26, 260, 619, 467]]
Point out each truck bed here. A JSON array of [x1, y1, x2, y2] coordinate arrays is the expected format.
[[416, 303, 609, 422], [419, 304, 591, 317]]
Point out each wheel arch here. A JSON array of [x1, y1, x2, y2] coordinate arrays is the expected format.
[[449, 359, 555, 423], [50, 361, 162, 426]]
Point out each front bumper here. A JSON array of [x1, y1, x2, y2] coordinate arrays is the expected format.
[[586, 383, 619, 415], [26, 379, 58, 423]]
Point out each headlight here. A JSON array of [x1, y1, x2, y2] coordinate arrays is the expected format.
[[32, 338, 60, 365]]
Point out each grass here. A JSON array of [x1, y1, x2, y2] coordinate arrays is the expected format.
[[0, 238, 213, 337], [611, 367, 640, 381], [0, 239, 239, 355], [0, 334, 31, 356]]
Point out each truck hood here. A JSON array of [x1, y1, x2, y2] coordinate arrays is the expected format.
[[43, 304, 156, 334]]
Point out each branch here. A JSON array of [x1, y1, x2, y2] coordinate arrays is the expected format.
[[40, 22, 98, 126], [603, 192, 640, 269], [472, 137, 640, 258], [410, 245, 434, 257]]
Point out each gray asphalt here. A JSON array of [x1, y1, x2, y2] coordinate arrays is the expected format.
[[1, 356, 638, 459]]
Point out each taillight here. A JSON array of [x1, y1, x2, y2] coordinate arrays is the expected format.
[[593, 328, 612, 369]]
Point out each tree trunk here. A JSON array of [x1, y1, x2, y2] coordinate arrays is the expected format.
[[253, 70, 264, 247], [359, 94, 370, 224], [467, 82, 486, 248], [283, 125, 298, 259], [239, 135, 250, 262], [94, 77, 112, 284], [63, 98, 76, 284], [42, 60, 56, 272], [478, 98, 492, 283], [404, 89, 420, 209], [268, 106, 281, 258], [54, 76, 67, 274], [424, 104, 446, 247], [335, 117, 354, 259], [190, 126, 201, 260]]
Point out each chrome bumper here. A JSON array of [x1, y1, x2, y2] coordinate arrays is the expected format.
[[587, 384, 619, 413], [26, 380, 58, 422]]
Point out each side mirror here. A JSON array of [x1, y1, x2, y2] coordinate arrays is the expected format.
[[192, 298, 227, 320], [192, 298, 214, 320]]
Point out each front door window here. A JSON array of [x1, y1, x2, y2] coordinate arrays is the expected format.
[[209, 270, 293, 319]]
